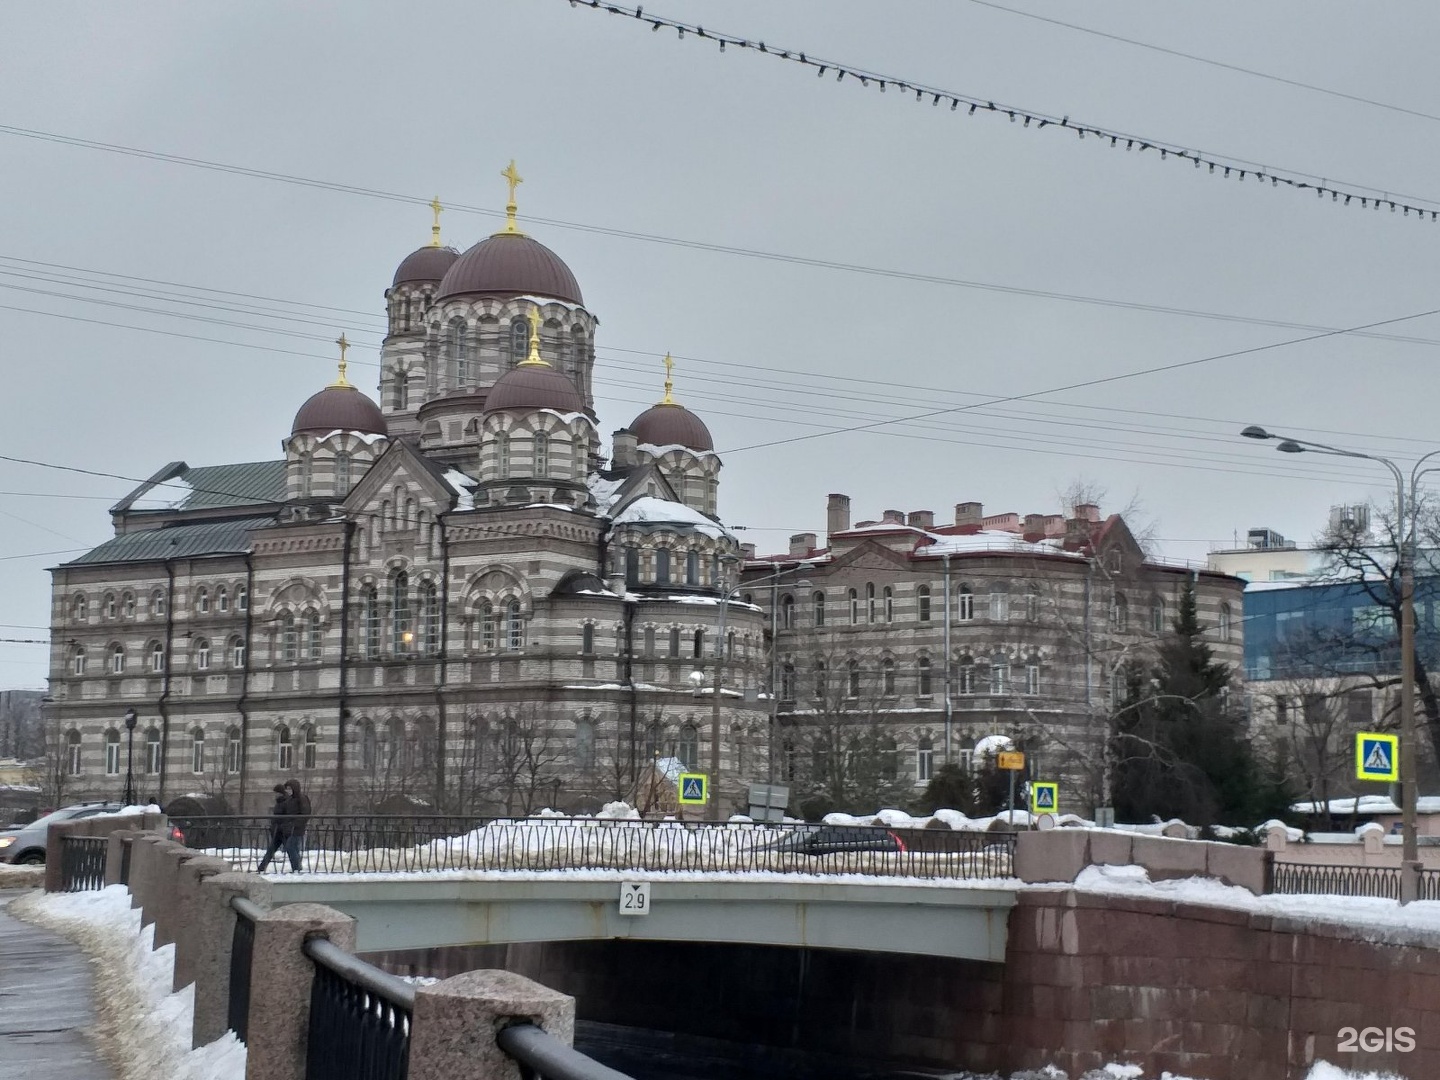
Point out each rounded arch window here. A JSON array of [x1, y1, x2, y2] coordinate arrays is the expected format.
[[509, 318, 529, 365]]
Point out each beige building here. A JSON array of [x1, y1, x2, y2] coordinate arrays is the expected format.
[[45, 180, 769, 816]]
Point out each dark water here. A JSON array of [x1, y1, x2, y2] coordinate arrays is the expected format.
[[575, 1021, 971, 1080]]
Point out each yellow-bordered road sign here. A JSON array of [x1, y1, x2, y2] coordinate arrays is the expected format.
[[677, 772, 708, 805], [1355, 732, 1399, 782], [997, 751, 1026, 771], [1030, 782, 1058, 814]]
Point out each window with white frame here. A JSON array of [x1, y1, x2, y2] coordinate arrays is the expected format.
[[216, 586, 229, 613], [144, 728, 161, 774], [1219, 603, 1233, 642], [848, 588, 859, 624], [677, 724, 699, 768], [190, 728, 205, 774], [103, 593, 117, 619], [1025, 588, 1040, 621], [72, 594, 88, 621], [195, 588, 209, 614], [917, 656, 932, 697], [122, 592, 135, 618], [957, 657, 975, 694], [66, 730, 81, 776], [194, 638, 211, 670], [302, 725, 317, 770], [847, 659, 861, 699], [506, 600, 523, 650], [866, 583, 876, 623], [226, 727, 242, 773], [883, 586, 894, 623], [231, 638, 246, 668], [991, 654, 1010, 694], [813, 591, 826, 626], [916, 736, 934, 782], [419, 583, 439, 656], [105, 730, 121, 775], [280, 612, 298, 662], [1026, 663, 1041, 696], [276, 725, 293, 771], [305, 611, 322, 661], [990, 589, 1009, 622], [110, 645, 126, 675], [956, 585, 974, 621], [881, 658, 896, 696], [917, 585, 931, 622], [236, 584, 248, 612], [150, 642, 165, 673], [71, 646, 86, 676], [1110, 593, 1129, 632], [780, 594, 794, 629], [151, 589, 167, 616]]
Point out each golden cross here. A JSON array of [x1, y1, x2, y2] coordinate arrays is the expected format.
[[520, 306, 546, 366], [331, 333, 351, 387], [660, 352, 676, 404], [429, 195, 443, 247], [500, 160, 524, 234]]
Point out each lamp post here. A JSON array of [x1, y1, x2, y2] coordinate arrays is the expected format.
[[1242, 426, 1440, 899], [122, 707, 138, 807]]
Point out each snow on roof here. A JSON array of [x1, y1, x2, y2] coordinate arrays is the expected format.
[[1246, 579, 1323, 592], [442, 469, 477, 511], [608, 496, 733, 541], [1292, 795, 1440, 816], [538, 409, 596, 428], [128, 476, 195, 511], [512, 294, 585, 312], [317, 430, 388, 445], [587, 475, 626, 515], [636, 442, 719, 460], [919, 530, 1080, 558]]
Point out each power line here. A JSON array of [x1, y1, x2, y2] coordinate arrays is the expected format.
[[964, 0, 1440, 126], [565, 1, 1440, 218]]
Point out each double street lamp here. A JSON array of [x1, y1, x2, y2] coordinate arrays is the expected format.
[[122, 707, 138, 807], [1242, 426, 1439, 897]]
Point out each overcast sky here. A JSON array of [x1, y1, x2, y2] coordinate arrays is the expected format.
[[2, 1, 1438, 688]]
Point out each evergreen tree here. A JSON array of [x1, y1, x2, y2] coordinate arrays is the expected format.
[[1109, 582, 1290, 825]]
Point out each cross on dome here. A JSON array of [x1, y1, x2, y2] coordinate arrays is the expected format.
[[329, 333, 351, 388], [429, 196, 443, 247], [660, 353, 677, 405], [518, 305, 548, 367], [498, 160, 525, 236]]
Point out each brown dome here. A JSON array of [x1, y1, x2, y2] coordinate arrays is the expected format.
[[630, 403, 713, 452], [437, 233, 583, 305], [485, 365, 586, 414], [393, 245, 459, 287], [292, 385, 388, 437]]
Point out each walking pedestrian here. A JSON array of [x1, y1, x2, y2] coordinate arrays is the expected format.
[[282, 780, 312, 871], [256, 784, 289, 872]]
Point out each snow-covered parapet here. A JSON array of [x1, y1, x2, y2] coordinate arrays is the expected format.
[[607, 495, 733, 541]]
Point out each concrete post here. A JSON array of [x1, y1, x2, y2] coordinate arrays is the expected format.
[[245, 904, 356, 1080], [128, 835, 171, 924], [408, 971, 577, 1080], [191, 872, 271, 1050], [153, 843, 201, 949], [104, 829, 139, 887], [171, 855, 233, 993], [43, 821, 77, 893]]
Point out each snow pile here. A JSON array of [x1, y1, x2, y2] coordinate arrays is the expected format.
[[1305, 1063, 1408, 1080], [9, 885, 245, 1080], [607, 496, 732, 540]]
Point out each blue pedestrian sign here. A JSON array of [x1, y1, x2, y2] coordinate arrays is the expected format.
[[1030, 782, 1058, 814], [677, 772, 708, 805], [1355, 732, 1399, 782]]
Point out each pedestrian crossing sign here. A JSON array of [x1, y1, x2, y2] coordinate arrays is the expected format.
[[1030, 782, 1058, 814], [677, 772, 708, 805], [1355, 732, 1399, 782]]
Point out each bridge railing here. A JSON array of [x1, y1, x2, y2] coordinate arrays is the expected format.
[[496, 1022, 637, 1080], [174, 814, 1015, 880], [58, 835, 108, 892], [303, 936, 414, 1080], [1270, 860, 1404, 899]]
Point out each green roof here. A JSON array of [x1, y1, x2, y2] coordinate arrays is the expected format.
[[65, 516, 275, 566], [114, 460, 286, 514]]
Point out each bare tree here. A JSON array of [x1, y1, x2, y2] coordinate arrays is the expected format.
[[485, 705, 569, 816]]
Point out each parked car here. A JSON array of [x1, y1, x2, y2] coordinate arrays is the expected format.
[[761, 824, 906, 856], [0, 802, 124, 864]]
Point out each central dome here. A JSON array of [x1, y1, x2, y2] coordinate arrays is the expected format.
[[485, 364, 586, 414], [437, 233, 583, 305]]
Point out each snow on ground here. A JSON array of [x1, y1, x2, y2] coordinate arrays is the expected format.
[[9, 885, 245, 1080]]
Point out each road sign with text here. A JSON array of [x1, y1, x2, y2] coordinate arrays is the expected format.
[[1355, 732, 1399, 782], [997, 751, 1025, 771]]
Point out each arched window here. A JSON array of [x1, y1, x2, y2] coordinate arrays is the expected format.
[[122, 592, 135, 618], [299, 451, 314, 498], [66, 730, 81, 776], [568, 329, 585, 378], [110, 644, 126, 675], [360, 720, 377, 774], [496, 432, 511, 480], [685, 550, 699, 586], [813, 659, 827, 699], [195, 587, 209, 614], [230, 637, 246, 668], [71, 645, 86, 676], [150, 589, 166, 617], [302, 724, 317, 770], [656, 548, 671, 585], [991, 653, 1010, 694], [813, 591, 826, 627], [280, 612, 297, 662], [506, 600, 523, 650], [534, 432, 549, 478], [990, 588, 1009, 622], [883, 586, 894, 623], [693, 629, 705, 658], [668, 627, 681, 657], [216, 586, 229, 613], [144, 727, 161, 774], [276, 725, 293, 771], [1025, 587, 1040, 621], [847, 659, 861, 699], [190, 727, 205, 774], [105, 730, 121, 775], [150, 642, 165, 673], [226, 727, 242, 773], [448, 318, 469, 384], [72, 594, 88, 621], [509, 318, 530, 366], [917, 656, 933, 697], [480, 601, 496, 651], [304, 611, 322, 661], [575, 718, 596, 769], [1026, 660, 1041, 696], [917, 584, 931, 622], [916, 736, 934, 782], [624, 547, 640, 588], [236, 584, 248, 612], [335, 452, 352, 495], [879, 735, 898, 781], [882, 657, 896, 696], [392, 571, 411, 651], [863, 583, 877, 623], [642, 625, 656, 655], [780, 594, 795, 630], [780, 662, 796, 701], [1110, 593, 1129, 632], [1151, 598, 1166, 634], [957, 655, 975, 694], [580, 622, 595, 655], [1111, 665, 1127, 704], [848, 588, 859, 624], [677, 724, 699, 768], [194, 638, 211, 670], [419, 582, 439, 656], [956, 584, 974, 621], [1219, 603, 1233, 642], [361, 586, 379, 658], [103, 592, 117, 619]]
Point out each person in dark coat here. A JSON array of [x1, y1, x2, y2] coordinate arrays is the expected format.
[[281, 780, 312, 870], [256, 784, 290, 872]]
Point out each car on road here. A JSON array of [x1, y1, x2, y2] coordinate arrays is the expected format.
[[0, 802, 124, 864], [761, 824, 907, 856]]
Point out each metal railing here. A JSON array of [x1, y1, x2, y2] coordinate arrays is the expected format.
[[228, 896, 263, 1044], [59, 835, 108, 892], [1422, 867, 1440, 901], [175, 815, 1015, 880], [1270, 861, 1401, 899], [303, 937, 414, 1080], [497, 1023, 635, 1080]]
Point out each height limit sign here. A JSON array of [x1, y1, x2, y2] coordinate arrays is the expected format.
[[618, 881, 651, 916]]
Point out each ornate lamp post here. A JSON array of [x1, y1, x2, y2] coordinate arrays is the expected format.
[[122, 707, 138, 806]]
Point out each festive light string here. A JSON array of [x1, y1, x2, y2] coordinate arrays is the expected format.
[[566, 0, 1440, 221]]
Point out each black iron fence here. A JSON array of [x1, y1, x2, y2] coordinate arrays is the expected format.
[[497, 1023, 635, 1080], [59, 835, 108, 892], [304, 937, 414, 1080], [1270, 861, 1401, 899], [174, 815, 1015, 880], [228, 896, 263, 1044]]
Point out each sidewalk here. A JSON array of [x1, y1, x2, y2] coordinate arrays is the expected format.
[[0, 889, 114, 1080]]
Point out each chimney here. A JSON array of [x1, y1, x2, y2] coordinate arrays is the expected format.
[[741, 542, 757, 559], [1073, 502, 1101, 523], [954, 501, 983, 527], [789, 532, 817, 558], [611, 428, 638, 469], [907, 510, 935, 529], [882, 509, 905, 525], [826, 493, 851, 538], [1024, 514, 1047, 535]]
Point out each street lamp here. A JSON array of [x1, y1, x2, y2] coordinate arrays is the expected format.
[[122, 707, 138, 807], [1242, 425, 1440, 900]]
